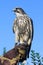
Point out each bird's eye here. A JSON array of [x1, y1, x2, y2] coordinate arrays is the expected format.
[[17, 10, 20, 13]]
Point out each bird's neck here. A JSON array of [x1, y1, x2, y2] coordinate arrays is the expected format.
[[16, 13, 24, 17]]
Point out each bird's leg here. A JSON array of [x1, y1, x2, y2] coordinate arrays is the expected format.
[[20, 37, 24, 44], [19, 35, 24, 44]]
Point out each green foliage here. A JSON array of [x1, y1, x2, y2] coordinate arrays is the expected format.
[[21, 63, 25, 65], [3, 47, 6, 55], [42, 57, 43, 62], [31, 50, 36, 65], [31, 50, 43, 65], [35, 53, 41, 65]]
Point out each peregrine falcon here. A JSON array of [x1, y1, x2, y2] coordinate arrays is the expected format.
[[13, 7, 33, 46]]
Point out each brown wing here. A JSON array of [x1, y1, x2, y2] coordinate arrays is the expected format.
[[12, 18, 17, 33]]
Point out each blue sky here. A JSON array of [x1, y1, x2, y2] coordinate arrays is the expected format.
[[0, 0, 43, 59]]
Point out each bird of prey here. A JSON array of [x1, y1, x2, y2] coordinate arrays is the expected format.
[[13, 7, 33, 45], [12, 7, 34, 58]]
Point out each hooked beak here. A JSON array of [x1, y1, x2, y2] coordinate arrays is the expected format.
[[13, 8, 16, 12]]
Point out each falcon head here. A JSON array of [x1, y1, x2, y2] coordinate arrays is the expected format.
[[13, 7, 26, 16]]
